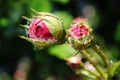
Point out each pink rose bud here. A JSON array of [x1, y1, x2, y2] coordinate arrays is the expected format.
[[20, 9, 65, 48], [66, 56, 81, 69], [67, 17, 93, 50], [84, 61, 96, 71], [28, 18, 53, 40]]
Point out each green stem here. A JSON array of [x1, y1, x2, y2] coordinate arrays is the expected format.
[[72, 51, 79, 56], [80, 61, 100, 78], [79, 50, 107, 79], [92, 45, 109, 68]]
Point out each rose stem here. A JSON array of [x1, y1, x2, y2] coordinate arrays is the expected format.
[[79, 50, 107, 79], [72, 51, 79, 56], [80, 61, 100, 78], [71, 51, 100, 78], [92, 45, 109, 68]]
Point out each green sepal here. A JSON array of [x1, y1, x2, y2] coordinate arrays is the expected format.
[[19, 36, 56, 48], [69, 35, 93, 50]]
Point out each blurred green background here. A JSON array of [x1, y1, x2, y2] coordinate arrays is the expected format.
[[0, 0, 120, 80]]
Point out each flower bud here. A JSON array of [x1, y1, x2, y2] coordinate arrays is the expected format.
[[20, 9, 65, 48], [85, 61, 96, 71], [66, 56, 81, 69], [67, 17, 93, 50]]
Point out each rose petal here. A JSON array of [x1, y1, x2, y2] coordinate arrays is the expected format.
[[28, 18, 54, 40]]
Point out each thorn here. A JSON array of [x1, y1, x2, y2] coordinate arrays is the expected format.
[[95, 45, 100, 49], [21, 16, 32, 22]]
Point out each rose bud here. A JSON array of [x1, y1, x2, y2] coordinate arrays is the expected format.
[[67, 17, 93, 50], [66, 56, 81, 69], [84, 61, 96, 71], [20, 9, 65, 48]]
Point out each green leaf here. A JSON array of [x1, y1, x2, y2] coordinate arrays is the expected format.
[[109, 61, 120, 77], [0, 18, 9, 28], [54, 11, 73, 29], [48, 44, 77, 59], [29, 0, 52, 12], [51, 0, 70, 4]]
